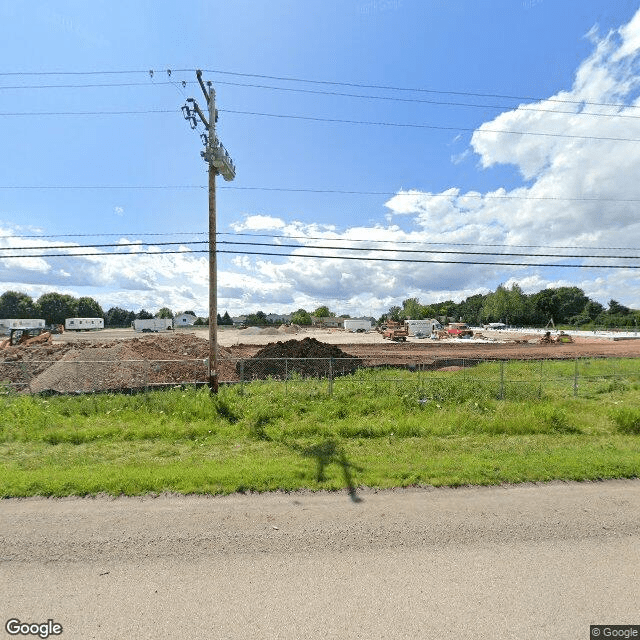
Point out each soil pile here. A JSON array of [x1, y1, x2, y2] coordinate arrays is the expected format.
[[237, 338, 362, 380]]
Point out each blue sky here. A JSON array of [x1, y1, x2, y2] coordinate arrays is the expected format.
[[1, 1, 639, 317]]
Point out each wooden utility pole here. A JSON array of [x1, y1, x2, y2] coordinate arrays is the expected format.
[[182, 70, 236, 393]]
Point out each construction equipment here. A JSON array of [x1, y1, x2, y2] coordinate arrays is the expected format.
[[446, 322, 473, 338], [539, 330, 574, 344], [381, 321, 409, 342], [8, 327, 51, 346]]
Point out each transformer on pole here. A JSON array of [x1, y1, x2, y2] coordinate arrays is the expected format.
[[182, 70, 236, 392]]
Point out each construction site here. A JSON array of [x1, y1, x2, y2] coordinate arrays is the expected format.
[[1, 324, 639, 394]]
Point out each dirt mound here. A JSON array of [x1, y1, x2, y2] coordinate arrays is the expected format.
[[238, 338, 362, 380]]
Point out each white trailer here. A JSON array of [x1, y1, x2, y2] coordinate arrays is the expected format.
[[404, 319, 443, 336], [343, 318, 372, 332], [133, 318, 173, 332], [0, 318, 46, 336], [65, 317, 104, 331]]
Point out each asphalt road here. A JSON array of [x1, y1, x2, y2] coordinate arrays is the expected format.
[[2, 480, 639, 639]]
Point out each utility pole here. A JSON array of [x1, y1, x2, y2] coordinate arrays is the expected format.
[[182, 70, 236, 393]]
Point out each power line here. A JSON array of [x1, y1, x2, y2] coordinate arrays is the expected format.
[[202, 68, 640, 111], [1, 67, 636, 111], [1, 238, 638, 260], [214, 79, 640, 120], [1, 182, 640, 204], [221, 109, 640, 143], [0, 81, 193, 90], [0, 246, 636, 268], [2, 103, 639, 123], [2, 230, 639, 252], [0, 109, 177, 116]]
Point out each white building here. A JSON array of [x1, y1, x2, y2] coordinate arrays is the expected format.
[[173, 313, 197, 327], [65, 317, 104, 331]]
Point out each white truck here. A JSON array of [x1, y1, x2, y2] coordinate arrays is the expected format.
[[65, 317, 104, 331], [343, 318, 372, 332], [133, 318, 173, 333], [0, 318, 46, 336]]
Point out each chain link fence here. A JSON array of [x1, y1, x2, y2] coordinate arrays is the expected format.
[[1, 355, 638, 399]]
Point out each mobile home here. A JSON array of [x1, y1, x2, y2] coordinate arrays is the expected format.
[[65, 317, 104, 331], [133, 318, 173, 332], [0, 318, 46, 336], [343, 318, 372, 332]]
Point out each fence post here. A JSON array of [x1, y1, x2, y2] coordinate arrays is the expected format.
[[538, 359, 543, 399], [239, 359, 244, 395], [145, 360, 150, 392], [573, 358, 578, 397], [499, 360, 505, 400], [285, 358, 288, 394], [329, 357, 334, 396]]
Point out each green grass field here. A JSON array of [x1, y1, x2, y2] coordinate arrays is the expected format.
[[1, 359, 638, 497]]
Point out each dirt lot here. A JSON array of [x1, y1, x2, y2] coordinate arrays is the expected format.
[[1, 326, 639, 392]]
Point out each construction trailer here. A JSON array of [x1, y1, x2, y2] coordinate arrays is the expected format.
[[132, 318, 173, 333], [0, 318, 46, 336], [404, 319, 443, 336], [65, 317, 104, 331], [343, 318, 372, 332]]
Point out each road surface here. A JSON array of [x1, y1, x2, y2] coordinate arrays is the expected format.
[[2, 480, 639, 639]]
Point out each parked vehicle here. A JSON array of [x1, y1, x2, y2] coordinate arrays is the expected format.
[[446, 322, 473, 338], [343, 318, 372, 332], [381, 320, 409, 342], [0, 318, 46, 336], [65, 317, 104, 331], [404, 319, 443, 336], [132, 318, 173, 332]]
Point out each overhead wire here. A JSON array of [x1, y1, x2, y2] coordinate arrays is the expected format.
[[0, 238, 637, 260], [0, 66, 637, 111], [0, 246, 636, 269], [1, 231, 640, 253], [1, 184, 640, 204]]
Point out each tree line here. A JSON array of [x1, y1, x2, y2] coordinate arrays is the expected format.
[[385, 284, 639, 328], [2, 286, 637, 329]]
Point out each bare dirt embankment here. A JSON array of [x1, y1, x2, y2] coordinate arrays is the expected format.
[[1, 327, 639, 392]]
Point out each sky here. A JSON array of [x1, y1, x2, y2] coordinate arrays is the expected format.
[[1, 0, 640, 318]]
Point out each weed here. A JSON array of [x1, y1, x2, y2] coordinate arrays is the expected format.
[[613, 408, 640, 434]]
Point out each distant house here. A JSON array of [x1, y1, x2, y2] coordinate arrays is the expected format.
[[311, 316, 344, 328], [173, 313, 197, 327], [266, 313, 292, 324], [232, 315, 246, 327]]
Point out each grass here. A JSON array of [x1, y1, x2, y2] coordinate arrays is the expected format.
[[0, 358, 638, 497]]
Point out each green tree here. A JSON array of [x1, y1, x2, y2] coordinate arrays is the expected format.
[[608, 300, 630, 315], [136, 309, 153, 320], [221, 311, 233, 325], [105, 307, 136, 327], [290, 308, 312, 325], [76, 296, 104, 318], [245, 310, 269, 326], [387, 305, 402, 322], [37, 292, 78, 325], [583, 300, 605, 320], [401, 297, 426, 320], [0, 291, 39, 318], [156, 307, 174, 319], [313, 305, 335, 317]]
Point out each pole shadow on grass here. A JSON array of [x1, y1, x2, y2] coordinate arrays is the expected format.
[[286, 438, 363, 503]]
